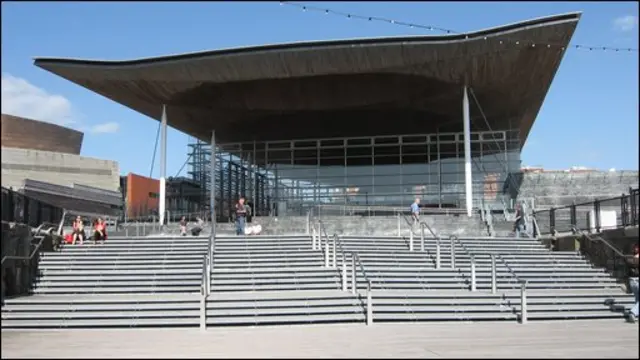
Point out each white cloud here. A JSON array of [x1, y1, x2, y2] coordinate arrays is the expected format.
[[89, 122, 120, 134], [1, 73, 75, 126], [613, 15, 638, 32], [1, 73, 119, 134]]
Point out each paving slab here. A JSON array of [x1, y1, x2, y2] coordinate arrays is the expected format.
[[2, 320, 638, 358]]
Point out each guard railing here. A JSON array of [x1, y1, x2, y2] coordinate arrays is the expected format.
[[1, 222, 59, 304], [571, 225, 630, 281], [494, 253, 528, 324], [351, 252, 374, 325]]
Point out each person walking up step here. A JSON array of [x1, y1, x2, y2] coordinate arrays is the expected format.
[[410, 198, 421, 225]]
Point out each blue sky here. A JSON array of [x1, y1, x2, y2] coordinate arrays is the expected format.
[[1, 1, 638, 178]]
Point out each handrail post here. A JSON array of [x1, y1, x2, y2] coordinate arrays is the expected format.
[[420, 225, 425, 252], [342, 254, 347, 291], [206, 255, 211, 296], [366, 280, 373, 326], [351, 254, 356, 295], [397, 213, 401, 237], [436, 237, 441, 269], [450, 237, 456, 269], [520, 280, 528, 324], [491, 254, 497, 294], [409, 230, 414, 252], [200, 254, 208, 331], [312, 226, 317, 250], [470, 255, 476, 292], [324, 233, 330, 267], [332, 236, 336, 268], [200, 293, 206, 330], [306, 211, 310, 235]]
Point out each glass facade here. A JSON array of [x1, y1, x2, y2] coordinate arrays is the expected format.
[[190, 130, 521, 219]]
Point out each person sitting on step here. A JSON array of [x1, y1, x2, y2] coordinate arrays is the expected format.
[[72, 216, 85, 245], [191, 217, 204, 236], [179, 216, 188, 236], [93, 218, 107, 244]]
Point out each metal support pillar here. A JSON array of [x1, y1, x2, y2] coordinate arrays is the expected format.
[[252, 140, 257, 208], [210, 130, 216, 257], [159, 105, 168, 226], [462, 86, 473, 217]]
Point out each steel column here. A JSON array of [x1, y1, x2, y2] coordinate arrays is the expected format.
[[159, 105, 168, 226], [210, 130, 216, 256], [462, 86, 473, 217]]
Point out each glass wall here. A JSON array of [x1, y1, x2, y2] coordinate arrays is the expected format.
[[212, 130, 521, 215]]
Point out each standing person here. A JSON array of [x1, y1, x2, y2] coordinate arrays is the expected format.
[[235, 197, 249, 236], [626, 245, 639, 323], [410, 198, 421, 224], [179, 216, 188, 236], [513, 204, 525, 238]]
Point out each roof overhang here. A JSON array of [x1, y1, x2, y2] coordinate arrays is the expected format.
[[34, 12, 581, 145]]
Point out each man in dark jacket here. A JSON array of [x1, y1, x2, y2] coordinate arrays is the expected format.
[[235, 197, 249, 235]]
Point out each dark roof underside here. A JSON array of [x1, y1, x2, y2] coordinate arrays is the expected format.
[[34, 13, 580, 146]]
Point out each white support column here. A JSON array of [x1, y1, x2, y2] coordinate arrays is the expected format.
[[159, 105, 168, 226], [462, 86, 473, 217]]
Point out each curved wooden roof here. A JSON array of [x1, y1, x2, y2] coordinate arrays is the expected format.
[[1, 114, 83, 155], [33, 13, 580, 145]]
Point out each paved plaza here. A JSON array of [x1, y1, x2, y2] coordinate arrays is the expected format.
[[2, 320, 638, 358]]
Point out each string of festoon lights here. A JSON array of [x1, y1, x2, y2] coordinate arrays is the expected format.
[[280, 1, 639, 53]]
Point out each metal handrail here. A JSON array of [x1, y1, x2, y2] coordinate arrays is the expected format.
[[351, 252, 374, 326], [397, 212, 446, 263], [199, 254, 209, 330], [493, 253, 528, 324], [450, 235, 478, 291], [317, 221, 331, 267], [496, 254, 521, 283], [571, 225, 626, 259], [1, 223, 57, 305], [1, 225, 56, 266], [530, 215, 541, 239], [571, 225, 631, 280]]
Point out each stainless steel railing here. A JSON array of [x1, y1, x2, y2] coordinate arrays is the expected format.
[[199, 254, 210, 330], [351, 252, 374, 326]]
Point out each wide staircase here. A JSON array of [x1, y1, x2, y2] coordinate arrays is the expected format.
[[1, 230, 633, 328]]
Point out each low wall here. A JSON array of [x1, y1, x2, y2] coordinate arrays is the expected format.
[[515, 171, 638, 208]]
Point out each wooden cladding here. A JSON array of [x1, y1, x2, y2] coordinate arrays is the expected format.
[[1, 114, 83, 155]]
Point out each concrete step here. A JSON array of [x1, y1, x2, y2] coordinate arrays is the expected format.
[[0, 317, 199, 328], [211, 277, 339, 286], [38, 275, 202, 281], [212, 283, 342, 292], [2, 310, 200, 320], [41, 269, 202, 276], [206, 313, 365, 326], [32, 286, 198, 294], [38, 264, 202, 271], [40, 259, 203, 266]]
